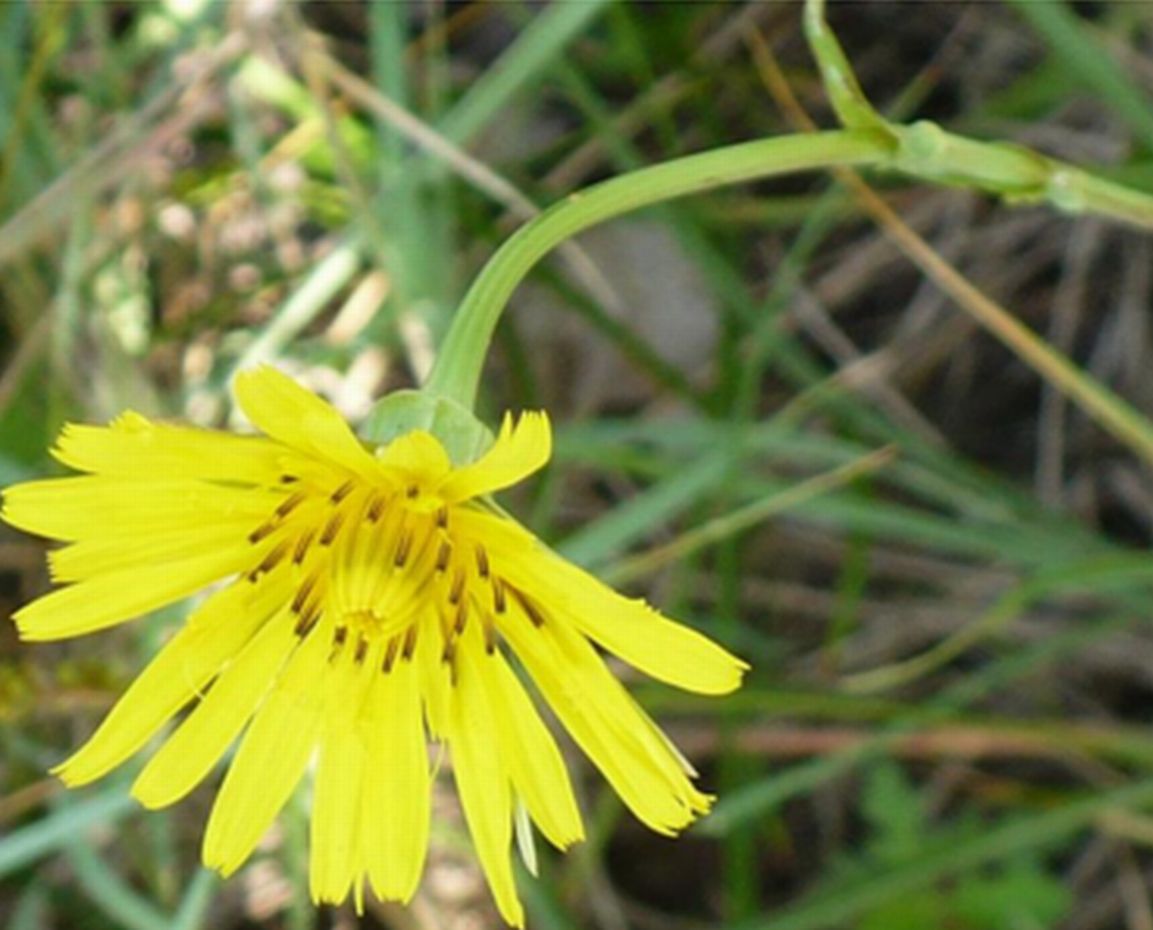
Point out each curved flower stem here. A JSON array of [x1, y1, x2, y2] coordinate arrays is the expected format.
[[424, 129, 894, 409], [804, 0, 1153, 228], [424, 0, 1153, 413]]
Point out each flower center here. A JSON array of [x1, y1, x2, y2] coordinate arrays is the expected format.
[[244, 472, 525, 677]]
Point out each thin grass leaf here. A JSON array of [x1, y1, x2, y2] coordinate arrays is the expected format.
[[0, 787, 136, 879], [1008, 0, 1153, 153], [729, 776, 1153, 930]]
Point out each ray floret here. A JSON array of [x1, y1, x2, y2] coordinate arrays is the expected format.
[[1, 365, 747, 926]]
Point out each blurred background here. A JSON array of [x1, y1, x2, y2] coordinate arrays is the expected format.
[[4, 2, 1153, 928]]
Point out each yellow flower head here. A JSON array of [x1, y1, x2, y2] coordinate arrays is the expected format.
[[2, 366, 747, 925]]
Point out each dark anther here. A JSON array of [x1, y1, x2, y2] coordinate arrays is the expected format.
[[276, 491, 306, 518], [406, 484, 419, 499], [475, 544, 490, 579], [294, 604, 321, 637], [441, 638, 456, 665], [381, 637, 400, 674], [320, 510, 345, 546], [248, 540, 290, 581], [330, 480, 355, 504], [367, 494, 387, 523], [354, 636, 369, 665], [402, 626, 418, 661], [448, 569, 466, 605], [248, 520, 278, 544], [436, 506, 449, 529], [293, 528, 316, 565], [279, 474, 300, 484], [291, 573, 319, 614], [435, 540, 452, 573], [256, 540, 290, 575], [453, 598, 469, 635], [511, 587, 547, 628], [483, 622, 497, 655], [492, 578, 507, 614], [394, 528, 414, 568], [329, 625, 349, 660]]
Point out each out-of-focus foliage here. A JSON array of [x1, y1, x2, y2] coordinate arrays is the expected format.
[[4, 2, 1153, 928]]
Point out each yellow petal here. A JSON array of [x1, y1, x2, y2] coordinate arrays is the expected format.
[[457, 505, 748, 696], [52, 413, 284, 484], [233, 366, 377, 476], [438, 412, 550, 503], [363, 657, 430, 902], [413, 613, 452, 740], [451, 633, 524, 928], [15, 548, 250, 641], [2, 477, 274, 543], [132, 609, 298, 809], [49, 518, 257, 583], [311, 703, 368, 904], [500, 604, 710, 835], [375, 430, 451, 482], [479, 650, 583, 850], [508, 551, 747, 696], [202, 621, 329, 875], [54, 581, 274, 786]]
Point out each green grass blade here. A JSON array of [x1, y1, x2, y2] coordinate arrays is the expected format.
[[0, 787, 136, 878], [170, 868, 219, 930], [439, 0, 615, 145], [64, 835, 171, 930], [1009, 0, 1153, 152], [732, 776, 1153, 930]]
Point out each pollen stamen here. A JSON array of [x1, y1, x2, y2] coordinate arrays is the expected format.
[[276, 490, 306, 518], [294, 602, 321, 636], [435, 540, 452, 573], [248, 539, 291, 581], [247, 519, 279, 544], [511, 587, 547, 627], [448, 568, 466, 605], [381, 636, 400, 673], [293, 527, 317, 564], [320, 509, 346, 546], [402, 626, 418, 661], [291, 572, 320, 614], [330, 625, 349, 660], [492, 577, 507, 614], [330, 480, 355, 503], [394, 526, 414, 568], [367, 493, 388, 523], [475, 544, 490, 579], [453, 597, 469, 635]]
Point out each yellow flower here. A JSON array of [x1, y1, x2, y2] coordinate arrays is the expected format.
[[2, 366, 746, 925]]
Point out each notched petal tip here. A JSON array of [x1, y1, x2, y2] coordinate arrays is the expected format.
[[0, 482, 44, 538], [49, 757, 89, 789], [232, 363, 287, 397], [233, 365, 376, 475], [514, 553, 749, 696], [375, 429, 452, 480], [437, 410, 552, 503], [132, 786, 168, 811], [12, 602, 58, 643]]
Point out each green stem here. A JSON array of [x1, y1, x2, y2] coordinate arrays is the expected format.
[[424, 128, 894, 408]]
